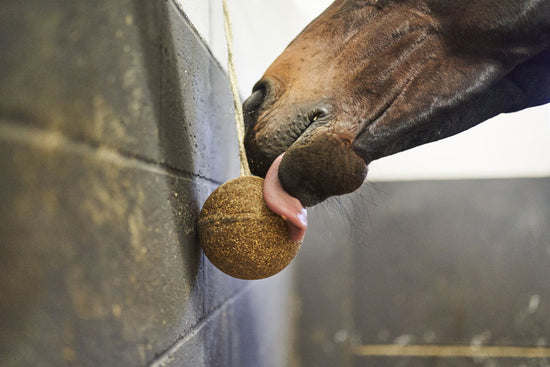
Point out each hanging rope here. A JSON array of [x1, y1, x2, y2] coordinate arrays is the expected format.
[[222, 0, 251, 176]]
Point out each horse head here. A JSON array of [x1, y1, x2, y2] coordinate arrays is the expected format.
[[244, 0, 550, 207]]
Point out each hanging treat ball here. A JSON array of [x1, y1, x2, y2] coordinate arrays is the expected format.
[[198, 175, 302, 280]]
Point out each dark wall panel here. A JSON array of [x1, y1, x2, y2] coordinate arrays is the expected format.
[[296, 178, 550, 367], [353, 179, 550, 348]]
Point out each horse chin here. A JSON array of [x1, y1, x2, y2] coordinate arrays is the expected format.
[[277, 131, 368, 207]]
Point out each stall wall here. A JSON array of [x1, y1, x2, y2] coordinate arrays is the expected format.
[[0, 1, 295, 366]]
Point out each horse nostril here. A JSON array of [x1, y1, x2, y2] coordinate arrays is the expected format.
[[308, 107, 329, 123], [242, 81, 268, 131]]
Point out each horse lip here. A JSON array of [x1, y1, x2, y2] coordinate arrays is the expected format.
[[280, 111, 327, 167], [278, 154, 323, 207], [244, 97, 334, 178]]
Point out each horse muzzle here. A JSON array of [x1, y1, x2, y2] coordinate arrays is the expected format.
[[243, 81, 368, 206]]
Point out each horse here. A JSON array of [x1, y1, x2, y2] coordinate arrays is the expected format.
[[243, 0, 550, 214]]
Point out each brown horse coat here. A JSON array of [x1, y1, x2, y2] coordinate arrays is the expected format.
[[244, 0, 550, 206]]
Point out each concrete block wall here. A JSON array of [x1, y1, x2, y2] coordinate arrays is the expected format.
[[0, 1, 295, 366]]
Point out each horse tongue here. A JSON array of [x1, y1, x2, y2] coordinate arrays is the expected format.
[[263, 154, 307, 242]]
